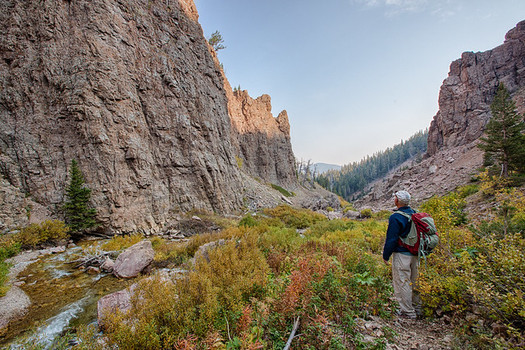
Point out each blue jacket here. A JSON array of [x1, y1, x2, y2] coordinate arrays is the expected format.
[[382, 206, 416, 261]]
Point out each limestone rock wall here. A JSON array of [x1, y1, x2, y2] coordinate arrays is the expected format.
[[0, 0, 247, 233], [428, 20, 525, 155]]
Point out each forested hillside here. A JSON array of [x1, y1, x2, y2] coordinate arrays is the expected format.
[[316, 130, 428, 200]]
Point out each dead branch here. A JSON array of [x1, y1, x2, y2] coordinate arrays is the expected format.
[[283, 316, 300, 350]]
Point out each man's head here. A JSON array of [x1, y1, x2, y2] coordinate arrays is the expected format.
[[394, 190, 411, 207]]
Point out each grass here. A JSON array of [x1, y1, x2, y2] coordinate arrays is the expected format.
[[270, 183, 294, 197]]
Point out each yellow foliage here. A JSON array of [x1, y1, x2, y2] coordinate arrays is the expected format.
[[478, 169, 513, 196], [318, 219, 387, 255], [16, 220, 69, 247], [263, 205, 326, 229], [153, 226, 256, 265], [101, 233, 143, 251], [89, 188, 525, 348], [103, 232, 269, 348]]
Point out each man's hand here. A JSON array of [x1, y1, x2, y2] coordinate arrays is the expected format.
[[383, 259, 389, 265]]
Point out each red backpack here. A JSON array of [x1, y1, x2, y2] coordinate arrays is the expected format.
[[395, 211, 439, 257]]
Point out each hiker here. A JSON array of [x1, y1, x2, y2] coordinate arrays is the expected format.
[[382, 190, 421, 319]]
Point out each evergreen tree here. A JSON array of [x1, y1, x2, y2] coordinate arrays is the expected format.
[[208, 30, 226, 51], [63, 160, 97, 234], [478, 83, 525, 178], [316, 129, 428, 200]]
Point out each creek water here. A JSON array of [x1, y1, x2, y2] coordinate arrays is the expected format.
[[1, 241, 134, 349]]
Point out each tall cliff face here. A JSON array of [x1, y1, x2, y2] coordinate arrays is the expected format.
[[428, 20, 525, 155], [357, 21, 525, 210], [203, 45, 297, 188], [227, 90, 296, 186], [0, 0, 295, 233]]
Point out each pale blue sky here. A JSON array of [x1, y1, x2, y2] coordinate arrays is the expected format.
[[194, 0, 525, 165]]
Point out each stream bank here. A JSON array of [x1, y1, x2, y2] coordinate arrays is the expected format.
[[0, 241, 135, 348]]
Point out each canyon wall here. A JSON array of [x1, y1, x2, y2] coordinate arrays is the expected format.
[[357, 20, 525, 209], [428, 20, 525, 155], [0, 0, 297, 234], [227, 90, 296, 186]]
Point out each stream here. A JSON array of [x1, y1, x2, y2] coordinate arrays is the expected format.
[[1, 241, 135, 349]]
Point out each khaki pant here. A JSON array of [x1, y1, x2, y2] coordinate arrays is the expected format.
[[392, 252, 421, 317]]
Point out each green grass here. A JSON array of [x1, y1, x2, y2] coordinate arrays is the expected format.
[[270, 183, 293, 197]]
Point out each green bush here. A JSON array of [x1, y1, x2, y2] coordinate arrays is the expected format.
[[306, 219, 356, 239], [0, 261, 11, 297], [238, 214, 258, 227], [0, 236, 21, 261], [373, 210, 392, 220], [0, 235, 22, 297], [419, 192, 467, 228], [456, 184, 479, 198], [359, 208, 373, 218]]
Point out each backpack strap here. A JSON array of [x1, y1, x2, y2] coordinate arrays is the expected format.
[[394, 210, 412, 220]]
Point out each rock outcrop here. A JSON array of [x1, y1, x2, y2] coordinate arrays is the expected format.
[[357, 21, 525, 210], [113, 240, 154, 278], [0, 0, 298, 234], [428, 20, 525, 155], [227, 89, 296, 186]]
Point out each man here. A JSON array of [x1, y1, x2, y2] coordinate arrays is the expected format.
[[383, 190, 421, 319]]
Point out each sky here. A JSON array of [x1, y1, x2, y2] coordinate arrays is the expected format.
[[193, 0, 525, 166]]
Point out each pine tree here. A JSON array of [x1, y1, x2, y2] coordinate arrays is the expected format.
[[208, 30, 226, 51], [478, 83, 525, 178], [63, 160, 97, 234]]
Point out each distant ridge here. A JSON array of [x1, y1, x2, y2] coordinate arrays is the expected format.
[[315, 129, 428, 200], [313, 163, 342, 174]]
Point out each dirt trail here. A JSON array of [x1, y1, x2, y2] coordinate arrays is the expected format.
[[356, 316, 455, 349]]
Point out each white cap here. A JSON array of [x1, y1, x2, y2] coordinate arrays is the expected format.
[[394, 190, 411, 205]]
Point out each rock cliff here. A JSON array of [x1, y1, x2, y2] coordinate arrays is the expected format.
[[357, 20, 525, 210], [428, 20, 525, 155], [228, 89, 296, 186], [0, 0, 297, 234]]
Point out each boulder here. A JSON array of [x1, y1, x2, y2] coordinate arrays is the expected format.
[[193, 239, 226, 264], [113, 241, 154, 278], [327, 211, 343, 220], [0, 286, 31, 336], [97, 288, 133, 328], [100, 257, 115, 273], [344, 210, 361, 219]]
